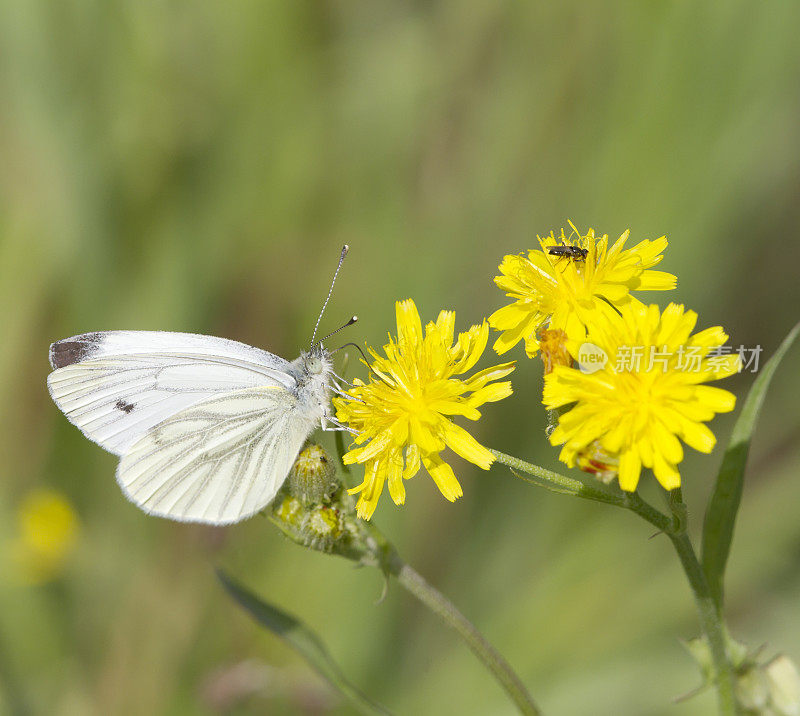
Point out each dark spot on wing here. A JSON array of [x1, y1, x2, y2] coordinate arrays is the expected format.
[[115, 399, 135, 414], [49, 332, 104, 368]]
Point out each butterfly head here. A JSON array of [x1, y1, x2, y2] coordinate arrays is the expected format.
[[302, 347, 332, 377], [290, 349, 335, 427]]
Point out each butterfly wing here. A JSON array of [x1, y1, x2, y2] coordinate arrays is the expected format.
[[116, 386, 311, 524], [47, 331, 295, 455]]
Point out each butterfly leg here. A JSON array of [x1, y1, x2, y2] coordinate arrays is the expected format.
[[320, 416, 357, 434], [330, 370, 356, 388]]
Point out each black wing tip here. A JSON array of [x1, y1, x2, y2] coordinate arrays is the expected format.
[[49, 332, 104, 369]]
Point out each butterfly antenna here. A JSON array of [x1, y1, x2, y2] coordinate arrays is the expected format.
[[311, 244, 349, 349], [318, 316, 358, 348], [332, 340, 369, 365]]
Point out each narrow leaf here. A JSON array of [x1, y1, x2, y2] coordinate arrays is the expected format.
[[217, 570, 391, 716], [702, 322, 800, 607]]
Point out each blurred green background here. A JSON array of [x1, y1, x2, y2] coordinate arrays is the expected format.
[[1, 2, 799, 714]]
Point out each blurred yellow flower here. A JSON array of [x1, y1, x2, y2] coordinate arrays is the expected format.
[[489, 224, 676, 358], [334, 299, 515, 519], [543, 302, 740, 491], [9, 489, 79, 584]]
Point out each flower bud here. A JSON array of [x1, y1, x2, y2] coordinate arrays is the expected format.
[[735, 663, 769, 712], [286, 444, 338, 505], [765, 655, 800, 716], [270, 443, 382, 562], [683, 636, 800, 715], [304, 505, 345, 551]]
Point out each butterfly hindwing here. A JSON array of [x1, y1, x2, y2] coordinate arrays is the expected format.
[[116, 387, 311, 524]]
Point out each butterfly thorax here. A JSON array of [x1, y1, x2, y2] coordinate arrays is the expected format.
[[289, 349, 333, 426]]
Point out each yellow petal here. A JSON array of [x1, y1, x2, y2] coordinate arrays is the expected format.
[[635, 269, 677, 291], [409, 417, 444, 453], [653, 451, 681, 490], [705, 355, 742, 380], [386, 449, 406, 505], [558, 443, 579, 467], [549, 424, 569, 446], [403, 444, 420, 480], [594, 275, 633, 301], [360, 459, 383, 501], [655, 302, 694, 347], [421, 453, 463, 502], [690, 325, 728, 348], [522, 334, 542, 358], [494, 274, 529, 295], [693, 385, 736, 413], [435, 310, 456, 347], [356, 492, 381, 520], [680, 420, 717, 453], [618, 450, 642, 491], [605, 230, 630, 261], [354, 459, 386, 520], [631, 236, 668, 267], [348, 430, 393, 464], [651, 418, 684, 465], [637, 434, 654, 468], [467, 381, 513, 407], [441, 421, 494, 469], [462, 362, 516, 391], [455, 321, 489, 373], [396, 299, 422, 347], [488, 303, 530, 330], [429, 400, 482, 420], [493, 311, 542, 355]]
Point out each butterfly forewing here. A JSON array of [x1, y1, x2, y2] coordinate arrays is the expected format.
[[47, 331, 296, 455], [49, 330, 294, 372], [116, 387, 310, 524], [47, 329, 333, 525]]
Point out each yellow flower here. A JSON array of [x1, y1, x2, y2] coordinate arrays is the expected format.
[[542, 302, 740, 492], [334, 299, 515, 520], [489, 224, 676, 358], [9, 489, 79, 584]]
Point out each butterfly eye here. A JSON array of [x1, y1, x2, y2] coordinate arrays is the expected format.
[[306, 357, 324, 374]]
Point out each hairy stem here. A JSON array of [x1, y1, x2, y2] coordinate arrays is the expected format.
[[387, 552, 540, 715], [491, 449, 672, 533], [670, 528, 739, 714]]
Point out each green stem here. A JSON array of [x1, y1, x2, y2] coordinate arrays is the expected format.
[[666, 487, 688, 534], [387, 551, 540, 716], [621, 491, 675, 534], [492, 449, 739, 713], [669, 528, 739, 714], [491, 449, 672, 533]]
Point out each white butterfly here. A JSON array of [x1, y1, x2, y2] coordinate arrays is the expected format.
[[47, 247, 355, 526]]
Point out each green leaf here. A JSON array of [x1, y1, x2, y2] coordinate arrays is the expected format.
[[217, 570, 392, 716], [702, 322, 800, 608]]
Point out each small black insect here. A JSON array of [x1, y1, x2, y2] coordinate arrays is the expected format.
[[115, 399, 135, 414], [547, 243, 588, 263]]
